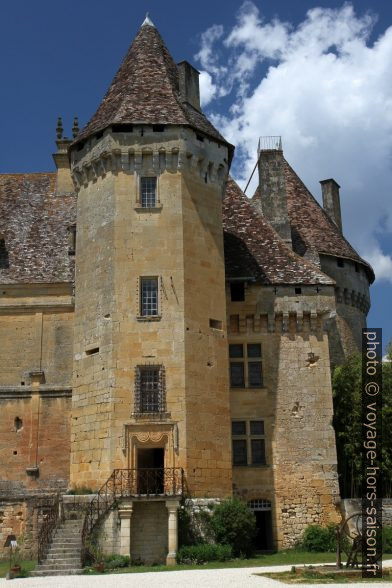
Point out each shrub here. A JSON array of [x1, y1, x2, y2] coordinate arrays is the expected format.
[[176, 543, 232, 564], [384, 526, 392, 553], [300, 524, 338, 552], [103, 554, 130, 569], [210, 498, 256, 557], [66, 486, 95, 495]]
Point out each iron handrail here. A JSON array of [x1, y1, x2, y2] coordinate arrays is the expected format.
[[37, 494, 63, 563], [81, 467, 183, 565]]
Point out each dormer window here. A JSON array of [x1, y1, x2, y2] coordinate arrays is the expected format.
[[0, 237, 9, 269], [140, 177, 157, 208]]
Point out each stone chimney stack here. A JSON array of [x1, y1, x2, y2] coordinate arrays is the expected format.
[[320, 179, 342, 233], [52, 117, 74, 194], [177, 61, 201, 112], [255, 137, 292, 248]]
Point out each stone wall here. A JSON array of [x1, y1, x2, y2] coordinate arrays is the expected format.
[[70, 126, 232, 497], [131, 501, 168, 564], [227, 283, 341, 548]]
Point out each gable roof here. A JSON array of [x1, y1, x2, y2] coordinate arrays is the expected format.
[[0, 173, 76, 284], [223, 178, 334, 285], [283, 161, 375, 282], [74, 22, 232, 156]]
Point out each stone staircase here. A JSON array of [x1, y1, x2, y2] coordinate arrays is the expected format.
[[31, 518, 83, 576]]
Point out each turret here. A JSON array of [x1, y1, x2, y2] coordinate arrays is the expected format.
[[68, 16, 233, 501]]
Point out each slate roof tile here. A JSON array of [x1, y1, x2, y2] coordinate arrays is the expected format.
[[0, 173, 76, 284], [223, 177, 334, 285]]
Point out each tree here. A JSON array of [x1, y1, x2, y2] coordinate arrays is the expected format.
[[332, 344, 392, 498]]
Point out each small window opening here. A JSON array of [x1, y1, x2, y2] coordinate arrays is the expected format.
[[140, 277, 159, 316], [153, 125, 164, 132], [86, 347, 99, 356], [0, 238, 10, 269], [140, 177, 157, 208], [230, 282, 245, 302], [196, 134, 204, 142], [337, 258, 344, 267], [67, 225, 76, 255], [112, 124, 133, 133], [14, 417, 23, 431], [355, 263, 359, 273], [209, 318, 222, 330], [295, 287, 302, 295], [13, 450, 18, 455]]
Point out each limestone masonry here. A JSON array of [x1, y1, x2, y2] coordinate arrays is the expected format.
[[0, 16, 374, 564]]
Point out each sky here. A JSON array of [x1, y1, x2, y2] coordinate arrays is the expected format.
[[1, 0, 391, 352]]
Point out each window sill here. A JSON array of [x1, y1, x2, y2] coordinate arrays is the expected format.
[[233, 464, 269, 468], [230, 386, 266, 391], [136, 315, 162, 322], [132, 412, 171, 421], [134, 205, 163, 213]]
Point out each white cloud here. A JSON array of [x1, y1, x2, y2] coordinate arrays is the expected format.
[[199, 71, 217, 106], [195, 2, 392, 284]]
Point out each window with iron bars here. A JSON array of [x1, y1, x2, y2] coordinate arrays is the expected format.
[[140, 177, 157, 208], [134, 365, 166, 413], [140, 277, 159, 317]]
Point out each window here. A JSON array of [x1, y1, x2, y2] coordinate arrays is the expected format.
[[229, 343, 263, 388], [295, 287, 302, 295], [134, 365, 166, 413], [140, 177, 157, 208], [140, 277, 159, 317], [337, 258, 344, 267], [230, 282, 245, 301], [0, 238, 9, 269], [232, 420, 266, 466], [67, 225, 76, 255]]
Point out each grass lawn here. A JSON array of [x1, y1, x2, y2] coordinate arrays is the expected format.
[[0, 560, 36, 578], [83, 552, 392, 575], [261, 568, 392, 584], [83, 551, 339, 575]]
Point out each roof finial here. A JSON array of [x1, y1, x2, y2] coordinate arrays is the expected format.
[[72, 116, 80, 138], [142, 12, 155, 27], [56, 117, 63, 140]]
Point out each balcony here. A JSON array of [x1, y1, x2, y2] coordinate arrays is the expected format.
[[99, 468, 184, 502]]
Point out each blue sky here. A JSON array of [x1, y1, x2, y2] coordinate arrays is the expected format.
[[1, 0, 391, 352]]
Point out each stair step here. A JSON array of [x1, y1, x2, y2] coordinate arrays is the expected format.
[[37, 562, 82, 570], [45, 556, 81, 563], [30, 569, 82, 577], [48, 546, 80, 557]]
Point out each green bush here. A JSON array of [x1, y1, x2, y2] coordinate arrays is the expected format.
[[103, 554, 130, 569], [300, 524, 338, 552], [384, 526, 392, 553], [66, 486, 95, 495], [176, 543, 232, 564], [210, 498, 256, 557]]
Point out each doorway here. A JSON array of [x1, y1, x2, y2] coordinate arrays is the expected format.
[[248, 499, 273, 551], [137, 448, 164, 494]]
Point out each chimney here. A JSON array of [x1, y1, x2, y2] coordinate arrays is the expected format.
[[320, 179, 342, 233], [177, 61, 201, 112], [255, 136, 292, 248], [52, 117, 75, 194]]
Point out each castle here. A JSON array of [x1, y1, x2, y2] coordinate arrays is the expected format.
[[0, 16, 374, 568]]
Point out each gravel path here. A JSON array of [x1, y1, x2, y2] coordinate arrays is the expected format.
[[1, 561, 391, 588]]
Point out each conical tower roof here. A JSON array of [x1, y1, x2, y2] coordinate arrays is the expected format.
[[74, 18, 231, 152]]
